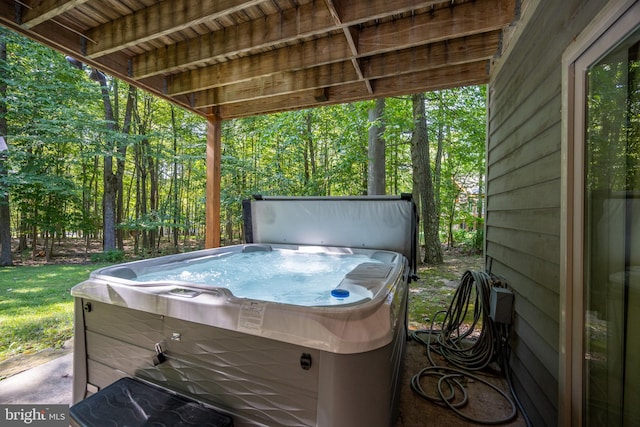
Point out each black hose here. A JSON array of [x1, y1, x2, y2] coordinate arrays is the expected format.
[[409, 270, 522, 425], [498, 323, 533, 427]]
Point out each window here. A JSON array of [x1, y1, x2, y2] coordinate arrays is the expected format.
[[583, 24, 639, 426], [563, 2, 640, 425]]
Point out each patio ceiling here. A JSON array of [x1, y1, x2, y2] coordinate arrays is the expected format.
[[0, 0, 518, 120]]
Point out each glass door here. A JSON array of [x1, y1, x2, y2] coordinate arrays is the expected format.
[[583, 22, 639, 427]]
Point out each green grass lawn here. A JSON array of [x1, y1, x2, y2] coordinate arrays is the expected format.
[[408, 253, 483, 330], [0, 263, 110, 362]]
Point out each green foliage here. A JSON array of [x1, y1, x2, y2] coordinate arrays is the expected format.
[[222, 104, 371, 199], [472, 227, 484, 253], [90, 249, 125, 263], [586, 53, 639, 192], [451, 229, 483, 254], [1, 28, 102, 246], [0, 28, 488, 258]]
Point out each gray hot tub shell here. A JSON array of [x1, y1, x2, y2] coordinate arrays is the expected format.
[[71, 195, 417, 427]]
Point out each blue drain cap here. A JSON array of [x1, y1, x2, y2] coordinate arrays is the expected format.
[[331, 289, 350, 299]]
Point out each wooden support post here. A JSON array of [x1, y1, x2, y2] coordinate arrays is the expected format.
[[205, 113, 221, 248]]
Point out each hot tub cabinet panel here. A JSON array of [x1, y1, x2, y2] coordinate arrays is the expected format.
[[73, 291, 407, 427]]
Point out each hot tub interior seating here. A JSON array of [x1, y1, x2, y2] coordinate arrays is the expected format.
[[70, 195, 418, 427]]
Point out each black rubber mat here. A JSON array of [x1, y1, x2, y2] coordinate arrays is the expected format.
[[70, 377, 233, 427]]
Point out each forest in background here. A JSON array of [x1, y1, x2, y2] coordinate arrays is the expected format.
[[0, 28, 487, 265]]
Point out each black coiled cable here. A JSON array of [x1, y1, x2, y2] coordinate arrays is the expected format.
[[409, 270, 530, 425]]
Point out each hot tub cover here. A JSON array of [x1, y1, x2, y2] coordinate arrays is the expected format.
[[243, 194, 418, 274]]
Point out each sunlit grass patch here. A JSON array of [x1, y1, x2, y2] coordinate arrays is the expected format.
[[408, 253, 483, 330], [0, 263, 109, 361]]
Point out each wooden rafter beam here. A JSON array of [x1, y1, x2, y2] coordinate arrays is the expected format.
[[19, 0, 91, 29], [372, 60, 489, 95], [130, 0, 443, 79], [85, 0, 268, 58], [191, 60, 360, 106], [0, 2, 80, 53], [168, 50, 356, 97], [361, 30, 502, 79], [323, 0, 372, 95], [165, 33, 351, 92], [215, 60, 490, 119], [0, 0, 516, 121], [132, 1, 336, 79], [359, 0, 515, 55], [190, 31, 500, 109], [330, 0, 439, 24], [165, 0, 512, 97], [216, 81, 370, 119]]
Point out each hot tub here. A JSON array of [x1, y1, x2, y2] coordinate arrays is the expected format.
[[71, 195, 417, 427]]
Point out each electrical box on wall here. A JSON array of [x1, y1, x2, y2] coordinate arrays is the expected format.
[[490, 287, 514, 324]]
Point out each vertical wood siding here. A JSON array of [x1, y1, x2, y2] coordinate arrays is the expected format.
[[487, 1, 603, 425]]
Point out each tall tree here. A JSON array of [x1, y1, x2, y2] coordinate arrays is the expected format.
[[304, 110, 317, 190], [411, 93, 443, 264], [0, 36, 11, 266], [368, 98, 386, 195], [91, 71, 135, 251], [433, 92, 446, 218], [171, 105, 180, 251]]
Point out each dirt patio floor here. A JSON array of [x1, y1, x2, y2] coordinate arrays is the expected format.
[[395, 251, 528, 426], [396, 336, 527, 426]]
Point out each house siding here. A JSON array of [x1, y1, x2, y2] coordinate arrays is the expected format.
[[486, 1, 605, 425]]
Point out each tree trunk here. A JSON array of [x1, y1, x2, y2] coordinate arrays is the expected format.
[[171, 105, 179, 251], [304, 111, 318, 193], [117, 85, 135, 250], [132, 144, 141, 255], [434, 93, 447, 242], [44, 229, 51, 261], [103, 167, 118, 251], [92, 156, 100, 239], [448, 202, 456, 247], [94, 72, 134, 252], [435, 122, 445, 215], [411, 93, 443, 265], [17, 221, 27, 252], [148, 142, 158, 253], [95, 72, 118, 251], [137, 140, 149, 252], [368, 98, 386, 195], [225, 205, 233, 244], [0, 38, 12, 265], [31, 220, 37, 260]]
